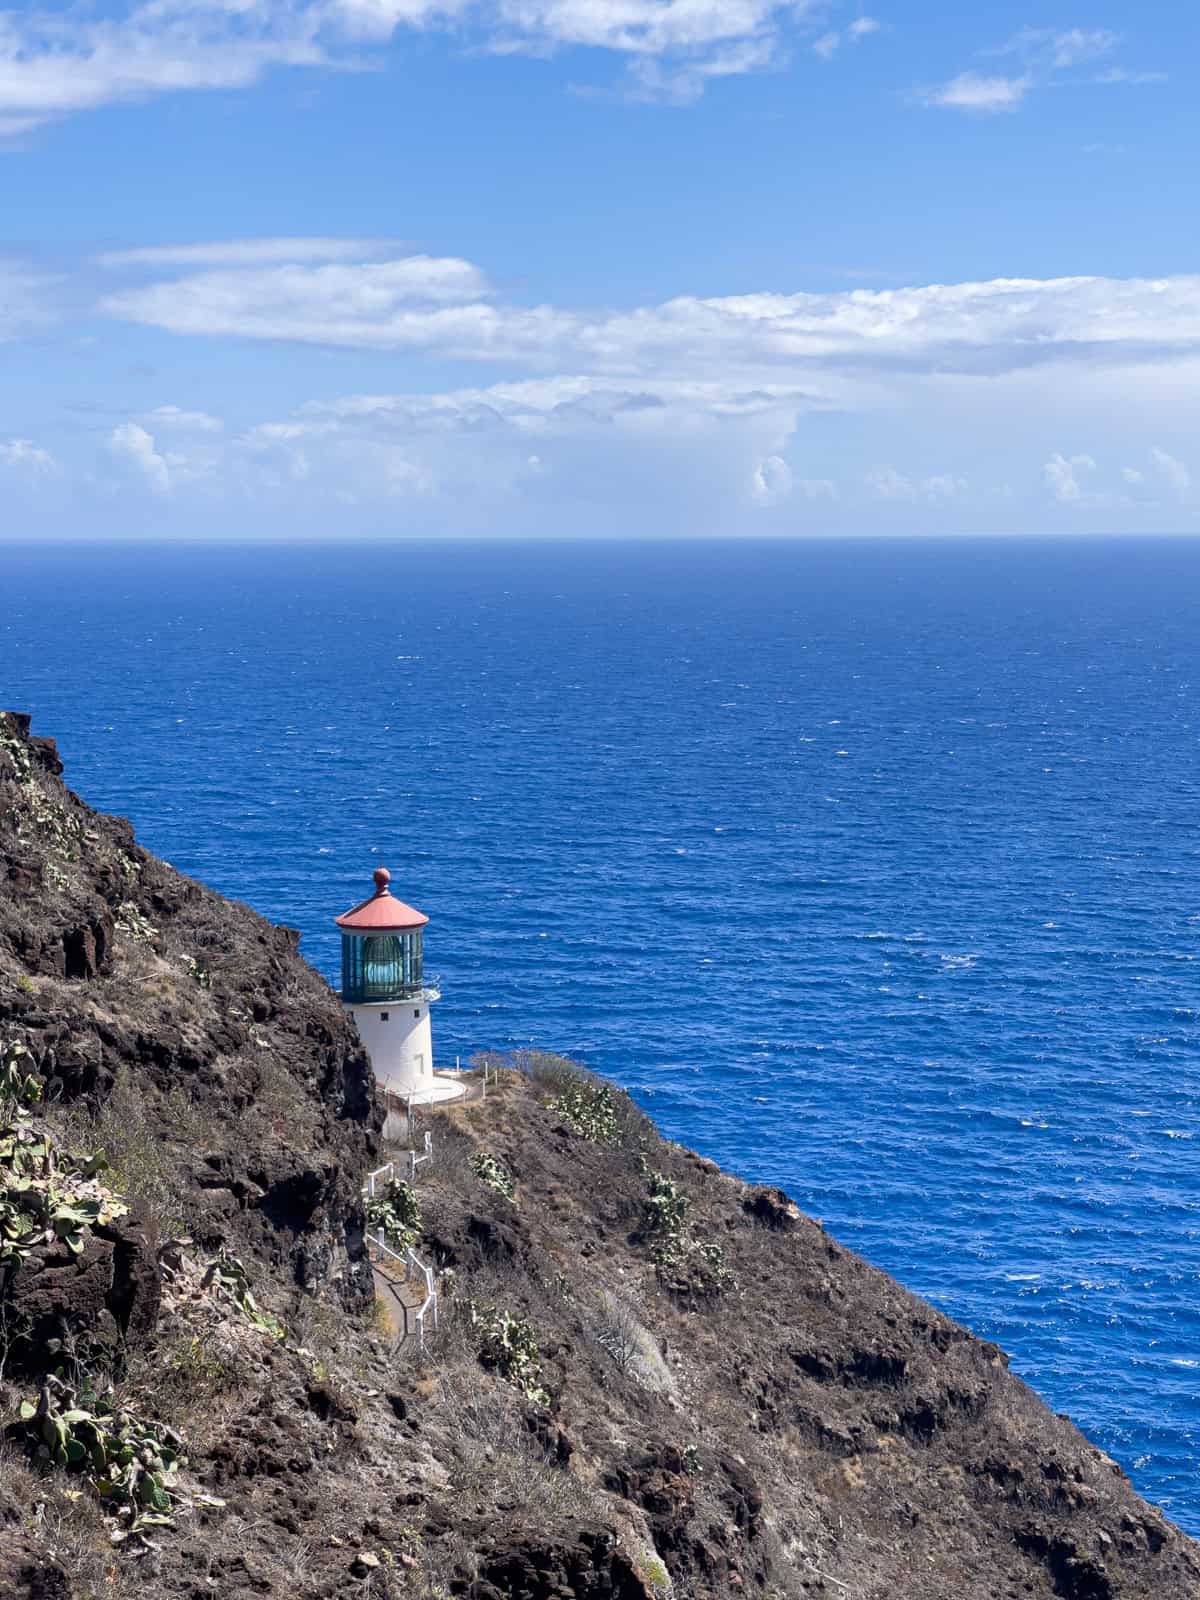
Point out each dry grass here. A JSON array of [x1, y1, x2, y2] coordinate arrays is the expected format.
[[430, 1362, 600, 1527], [0, 1436, 133, 1598], [49, 1066, 189, 1236]]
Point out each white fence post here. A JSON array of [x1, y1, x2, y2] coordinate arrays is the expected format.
[[407, 1130, 434, 1180], [366, 1161, 394, 1199]]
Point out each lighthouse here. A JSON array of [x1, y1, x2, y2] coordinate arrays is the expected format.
[[335, 867, 463, 1121]]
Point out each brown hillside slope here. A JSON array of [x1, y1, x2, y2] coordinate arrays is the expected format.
[[0, 708, 1197, 1600]]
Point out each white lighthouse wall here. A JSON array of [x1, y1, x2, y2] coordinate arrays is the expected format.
[[348, 1000, 433, 1104]]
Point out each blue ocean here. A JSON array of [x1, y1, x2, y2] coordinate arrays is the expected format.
[[4, 537, 1198, 1529]]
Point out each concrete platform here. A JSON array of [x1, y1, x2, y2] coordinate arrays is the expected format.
[[408, 1073, 469, 1107]]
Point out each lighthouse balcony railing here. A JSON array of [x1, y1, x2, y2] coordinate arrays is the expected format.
[[342, 975, 441, 1005]]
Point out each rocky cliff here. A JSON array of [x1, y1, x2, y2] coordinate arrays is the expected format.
[[0, 709, 1197, 1600]]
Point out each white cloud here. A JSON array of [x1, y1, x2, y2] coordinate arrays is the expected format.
[[0, 4, 329, 134], [0, 0, 828, 131], [101, 254, 518, 349], [0, 438, 57, 475], [63, 348, 1200, 535], [99, 249, 1200, 383], [750, 454, 792, 505], [847, 17, 880, 41], [119, 372, 808, 522], [489, 0, 813, 57], [329, 0, 473, 41], [812, 32, 839, 61], [1043, 452, 1096, 503], [97, 238, 396, 269], [109, 422, 171, 493], [1121, 466, 1144, 484], [1151, 446, 1190, 496], [923, 72, 1031, 113], [930, 27, 1160, 116]]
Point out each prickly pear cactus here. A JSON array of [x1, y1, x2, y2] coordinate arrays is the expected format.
[[16, 1374, 218, 1543], [364, 1177, 421, 1248], [201, 1248, 286, 1340], [0, 1037, 128, 1274]]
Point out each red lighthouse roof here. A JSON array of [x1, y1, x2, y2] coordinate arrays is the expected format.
[[335, 868, 429, 932]]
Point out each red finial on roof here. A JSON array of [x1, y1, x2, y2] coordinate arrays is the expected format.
[[335, 867, 429, 932]]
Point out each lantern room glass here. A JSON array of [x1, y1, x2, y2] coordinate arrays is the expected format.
[[341, 929, 424, 1002]]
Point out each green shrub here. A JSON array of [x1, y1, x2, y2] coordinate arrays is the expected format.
[[114, 902, 158, 944], [639, 1168, 736, 1296], [182, 955, 211, 990], [468, 1304, 550, 1407], [639, 1555, 670, 1595], [470, 1153, 514, 1199], [555, 1080, 619, 1144], [365, 1177, 422, 1249], [642, 1170, 689, 1261]]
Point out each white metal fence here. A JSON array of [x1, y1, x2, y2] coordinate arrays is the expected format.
[[364, 1145, 438, 1352]]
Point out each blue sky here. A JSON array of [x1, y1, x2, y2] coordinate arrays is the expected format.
[[0, 0, 1195, 536]]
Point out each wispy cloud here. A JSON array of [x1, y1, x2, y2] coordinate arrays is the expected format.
[[0, 438, 57, 475], [812, 14, 880, 62], [926, 24, 1160, 115], [625, 38, 781, 106], [1094, 67, 1167, 86], [867, 466, 967, 500], [141, 405, 225, 432], [1151, 445, 1190, 497], [0, 259, 60, 340], [998, 27, 1120, 69], [97, 238, 399, 269]]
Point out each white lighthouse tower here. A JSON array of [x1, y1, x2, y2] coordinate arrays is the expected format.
[[336, 867, 462, 1124]]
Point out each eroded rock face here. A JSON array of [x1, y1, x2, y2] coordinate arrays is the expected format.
[[471, 1529, 655, 1600], [1, 1201, 160, 1376], [742, 1184, 802, 1231]]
